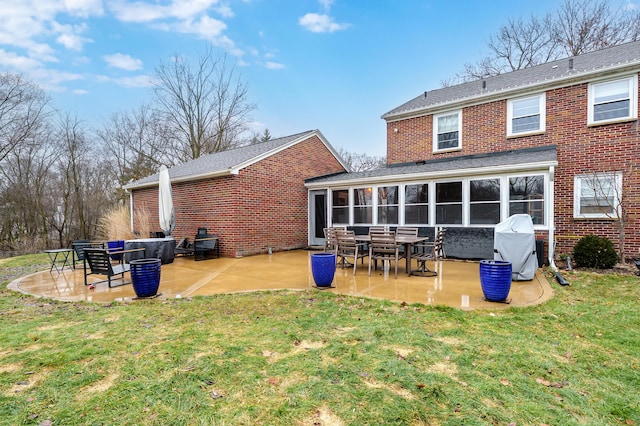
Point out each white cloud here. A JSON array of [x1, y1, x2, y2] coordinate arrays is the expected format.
[[72, 88, 89, 95], [0, 48, 43, 71], [299, 13, 349, 33], [318, 0, 334, 11], [110, 0, 222, 22], [96, 74, 156, 88], [103, 53, 144, 71], [265, 61, 285, 70], [52, 22, 92, 51]]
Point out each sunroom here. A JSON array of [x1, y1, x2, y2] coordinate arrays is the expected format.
[[305, 145, 557, 261]]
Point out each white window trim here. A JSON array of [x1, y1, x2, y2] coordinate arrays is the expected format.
[[587, 75, 638, 125], [507, 93, 546, 137], [573, 172, 622, 219], [432, 110, 462, 153]]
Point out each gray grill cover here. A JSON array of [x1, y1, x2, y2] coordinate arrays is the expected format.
[[493, 214, 538, 281]]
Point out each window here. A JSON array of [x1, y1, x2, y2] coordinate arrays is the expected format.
[[574, 173, 621, 219], [331, 189, 349, 224], [433, 111, 461, 152], [436, 181, 462, 224], [353, 187, 373, 224], [588, 76, 638, 124], [404, 183, 429, 224], [507, 94, 545, 136], [470, 179, 501, 224], [377, 185, 398, 224], [509, 175, 544, 225]]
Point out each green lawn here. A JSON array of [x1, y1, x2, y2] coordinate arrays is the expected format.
[[1, 255, 639, 425]]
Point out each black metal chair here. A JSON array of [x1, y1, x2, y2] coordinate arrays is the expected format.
[[194, 229, 219, 261], [83, 248, 130, 288]]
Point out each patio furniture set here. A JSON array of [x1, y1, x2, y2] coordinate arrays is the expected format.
[[42, 229, 220, 296], [323, 227, 446, 278]]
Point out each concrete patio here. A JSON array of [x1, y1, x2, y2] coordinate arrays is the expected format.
[[9, 250, 553, 309]]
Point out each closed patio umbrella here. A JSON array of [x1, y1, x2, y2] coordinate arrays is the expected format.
[[158, 165, 175, 236]]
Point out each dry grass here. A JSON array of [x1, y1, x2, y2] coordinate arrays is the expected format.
[[99, 204, 152, 240]]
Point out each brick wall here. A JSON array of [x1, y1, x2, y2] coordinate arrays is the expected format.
[[386, 73, 640, 258], [131, 135, 346, 257]]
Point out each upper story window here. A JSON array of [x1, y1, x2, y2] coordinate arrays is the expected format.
[[507, 94, 545, 136], [574, 172, 621, 219], [588, 75, 638, 125], [433, 111, 461, 152]]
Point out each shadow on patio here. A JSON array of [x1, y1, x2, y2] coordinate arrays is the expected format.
[[9, 250, 553, 309]]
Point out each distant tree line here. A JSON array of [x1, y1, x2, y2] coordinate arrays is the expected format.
[[0, 48, 259, 255]]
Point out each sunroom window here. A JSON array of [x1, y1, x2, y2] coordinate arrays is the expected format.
[[404, 183, 429, 225], [377, 185, 398, 224], [331, 189, 349, 225], [509, 175, 544, 225], [353, 187, 373, 224], [436, 181, 462, 225], [470, 178, 501, 224]]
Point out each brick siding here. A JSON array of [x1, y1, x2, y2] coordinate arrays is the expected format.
[[131, 135, 345, 258], [386, 73, 640, 258]]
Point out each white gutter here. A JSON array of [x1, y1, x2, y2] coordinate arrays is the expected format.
[[305, 160, 557, 189], [548, 165, 557, 271]]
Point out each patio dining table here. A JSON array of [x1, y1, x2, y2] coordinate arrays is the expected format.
[[355, 234, 429, 275]]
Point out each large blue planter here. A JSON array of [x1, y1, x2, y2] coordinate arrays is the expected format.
[[311, 252, 337, 287], [130, 258, 161, 298], [479, 260, 512, 302]]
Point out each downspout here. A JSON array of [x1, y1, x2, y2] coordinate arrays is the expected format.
[[548, 166, 557, 271], [125, 188, 134, 233]]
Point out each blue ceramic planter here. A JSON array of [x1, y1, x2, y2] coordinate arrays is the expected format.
[[479, 260, 512, 302], [311, 253, 337, 287], [130, 258, 161, 298]]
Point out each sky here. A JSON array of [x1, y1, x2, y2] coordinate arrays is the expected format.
[[1, 0, 638, 158]]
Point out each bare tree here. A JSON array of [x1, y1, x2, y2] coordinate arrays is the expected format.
[[97, 105, 173, 199], [0, 73, 50, 162], [554, 0, 640, 56], [455, 0, 638, 82], [580, 167, 637, 263], [337, 148, 386, 172], [153, 47, 256, 161]]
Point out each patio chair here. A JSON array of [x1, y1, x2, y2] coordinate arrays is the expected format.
[[368, 231, 399, 278], [71, 239, 91, 269], [323, 227, 345, 254], [194, 230, 219, 261], [395, 226, 419, 261], [174, 237, 194, 257], [71, 240, 104, 269], [336, 230, 367, 274], [83, 248, 131, 288], [410, 228, 446, 277]]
